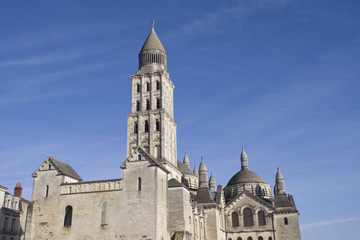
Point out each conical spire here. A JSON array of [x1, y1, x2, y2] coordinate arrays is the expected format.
[[140, 21, 166, 53], [138, 21, 168, 73], [241, 147, 248, 169], [193, 164, 199, 176], [199, 157, 208, 188], [275, 168, 286, 197], [209, 172, 216, 191], [183, 152, 190, 168]]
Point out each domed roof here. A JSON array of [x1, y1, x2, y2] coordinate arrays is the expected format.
[[140, 21, 166, 53], [226, 168, 267, 186]]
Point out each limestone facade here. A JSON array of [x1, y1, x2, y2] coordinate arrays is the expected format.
[[20, 23, 301, 240]]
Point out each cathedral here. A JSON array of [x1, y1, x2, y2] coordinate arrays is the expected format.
[[10, 23, 301, 240]]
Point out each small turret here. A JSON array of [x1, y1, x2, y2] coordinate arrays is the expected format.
[[209, 172, 216, 192], [199, 157, 208, 188], [193, 164, 199, 176], [183, 152, 190, 168], [241, 147, 248, 169], [274, 168, 286, 198]]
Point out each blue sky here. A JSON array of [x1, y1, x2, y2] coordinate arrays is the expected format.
[[0, 0, 359, 239]]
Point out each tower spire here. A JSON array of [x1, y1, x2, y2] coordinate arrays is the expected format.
[[152, 20, 155, 29], [209, 172, 216, 192], [183, 152, 190, 168], [275, 167, 286, 198], [199, 157, 209, 188], [241, 147, 248, 169]]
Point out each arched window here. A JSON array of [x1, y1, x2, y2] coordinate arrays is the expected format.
[[243, 208, 254, 226], [138, 177, 142, 191], [231, 212, 239, 227], [101, 201, 108, 225], [146, 82, 150, 91], [48, 164, 51, 170], [4, 217, 8, 231], [229, 238, 232, 240], [247, 237, 253, 240], [64, 206, 73, 227], [258, 211, 266, 226], [134, 122, 138, 134], [258, 237, 263, 240], [144, 120, 149, 132], [138, 155, 141, 160], [284, 217, 288, 225], [156, 120, 160, 131], [136, 84, 140, 93], [45, 185, 49, 197], [156, 98, 161, 109], [11, 219, 16, 232], [146, 99, 150, 110], [268, 237, 273, 240], [136, 101, 140, 111], [156, 81, 160, 90], [237, 238, 242, 240]]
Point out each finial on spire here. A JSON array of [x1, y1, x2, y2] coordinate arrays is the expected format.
[[152, 20, 155, 29]]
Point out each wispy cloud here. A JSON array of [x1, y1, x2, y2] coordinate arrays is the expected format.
[[165, 0, 291, 39], [301, 217, 360, 229]]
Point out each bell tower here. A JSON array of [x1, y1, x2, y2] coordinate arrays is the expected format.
[[126, 22, 177, 166]]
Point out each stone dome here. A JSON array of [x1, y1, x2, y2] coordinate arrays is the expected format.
[[226, 168, 267, 186]]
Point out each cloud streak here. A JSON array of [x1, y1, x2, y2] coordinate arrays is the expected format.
[[301, 217, 360, 229]]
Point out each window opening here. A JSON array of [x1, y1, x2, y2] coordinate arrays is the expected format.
[[284, 217, 288, 225], [145, 120, 149, 132], [138, 177, 142, 191], [146, 82, 150, 91], [156, 120, 160, 131], [11, 219, 16, 232], [258, 211, 266, 226], [134, 122, 138, 134], [64, 206, 73, 227], [45, 185, 49, 197], [156, 81, 160, 90], [243, 208, 254, 226], [4, 217, 8, 231], [146, 100, 150, 110], [156, 98, 161, 109], [136, 101, 140, 111], [101, 201, 108, 225], [231, 212, 239, 227], [136, 84, 140, 93]]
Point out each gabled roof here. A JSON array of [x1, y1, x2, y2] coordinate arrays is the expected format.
[[275, 193, 297, 212], [32, 156, 82, 181], [195, 187, 215, 205], [168, 178, 187, 189], [177, 160, 196, 176], [0, 185, 8, 191], [120, 146, 169, 174], [226, 190, 274, 210]]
